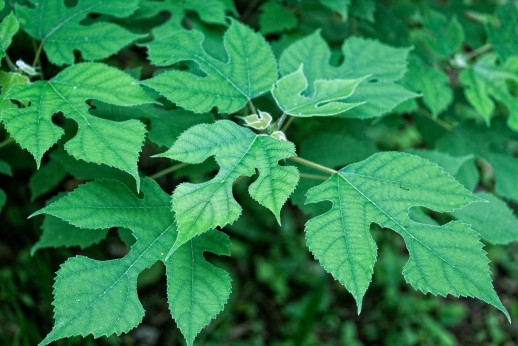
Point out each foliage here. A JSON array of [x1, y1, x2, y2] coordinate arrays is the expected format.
[[1, 0, 518, 345]]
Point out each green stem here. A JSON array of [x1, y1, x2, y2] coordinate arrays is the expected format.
[[32, 40, 44, 67], [276, 112, 288, 129], [247, 100, 257, 115], [300, 173, 329, 181], [4, 54, 16, 72], [417, 107, 454, 132], [150, 162, 188, 179], [465, 43, 491, 60], [0, 137, 14, 150], [281, 116, 294, 133], [289, 156, 337, 175]]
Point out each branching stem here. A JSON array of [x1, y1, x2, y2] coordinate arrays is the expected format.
[[465, 43, 491, 60], [300, 173, 329, 181], [417, 107, 454, 132]]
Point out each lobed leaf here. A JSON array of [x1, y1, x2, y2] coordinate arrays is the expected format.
[[2, 63, 153, 190], [16, 0, 143, 65], [33, 178, 231, 346], [305, 152, 508, 319], [279, 31, 417, 118], [142, 20, 277, 114], [159, 120, 299, 253]]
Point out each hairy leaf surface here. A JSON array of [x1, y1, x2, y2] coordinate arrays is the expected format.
[[305, 152, 508, 318], [16, 0, 143, 65], [33, 178, 231, 346], [279, 31, 417, 118], [2, 63, 152, 189], [272, 65, 365, 117], [159, 120, 299, 253], [143, 20, 277, 114]]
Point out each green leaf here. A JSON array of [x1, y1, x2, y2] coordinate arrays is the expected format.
[[28, 159, 67, 200], [90, 101, 214, 148], [0, 71, 28, 112], [0, 189, 5, 213], [405, 149, 474, 189], [259, 2, 298, 34], [159, 120, 299, 253], [419, 8, 464, 57], [401, 55, 453, 116], [33, 178, 231, 346], [142, 20, 277, 114], [15, 0, 143, 65], [304, 152, 508, 319], [2, 63, 153, 190], [271, 65, 366, 117], [319, 0, 350, 19], [31, 214, 109, 254], [0, 11, 18, 63], [460, 54, 518, 130], [279, 31, 417, 118], [134, 0, 228, 27], [437, 121, 518, 202], [452, 192, 518, 245], [486, 3, 518, 61]]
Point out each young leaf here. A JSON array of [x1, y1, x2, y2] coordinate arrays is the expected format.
[[0, 11, 19, 63], [452, 192, 518, 245], [2, 63, 153, 190], [279, 31, 417, 118], [32, 178, 231, 346], [419, 8, 464, 57], [271, 65, 366, 117], [158, 120, 299, 253], [460, 54, 518, 130], [142, 20, 277, 114], [305, 152, 508, 319], [16, 0, 143, 65]]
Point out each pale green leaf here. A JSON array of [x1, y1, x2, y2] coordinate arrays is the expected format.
[[2, 63, 153, 190], [460, 54, 518, 130], [452, 192, 518, 245], [0, 11, 18, 62], [16, 0, 143, 65], [271, 65, 366, 117], [33, 178, 231, 346], [142, 20, 277, 114], [279, 31, 417, 118], [305, 152, 508, 319], [259, 1, 298, 34], [159, 120, 299, 253]]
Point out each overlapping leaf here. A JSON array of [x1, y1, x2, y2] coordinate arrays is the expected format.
[[143, 20, 277, 114], [0, 10, 18, 63], [15, 0, 143, 65], [278, 31, 417, 118], [437, 121, 518, 202], [305, 152, 508, 318], [0, 159, 11, 212], [158, 120, 299, 253], [33, 178, 231, 346], [272, 65, 366, 117], [460, 54, 518, 130], [2, 63, 153, 190]]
